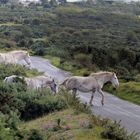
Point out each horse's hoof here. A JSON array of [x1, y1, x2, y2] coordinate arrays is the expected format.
[[101, 102, 104, 106]]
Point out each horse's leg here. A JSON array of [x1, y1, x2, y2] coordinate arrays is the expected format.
[[72, 88, 77, 98], [98, 89, 104, 106], [89, 89, 96, 106], [24, 57, 31, 67]]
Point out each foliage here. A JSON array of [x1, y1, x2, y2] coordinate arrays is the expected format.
[[1, 2, 140, 76], [104, 81, 140, 105], [22, 109, 103, 140], [0, 2, 140, 139], [19, 90, 68, 120], [0, 82, 67, 121], [31, 41, 47, 56], [27, 129, 43, 140], [59, 89, 91, 114], [0, 64, 40, 80], [0, 82, 25, 115], [101, 120, 139, 140]]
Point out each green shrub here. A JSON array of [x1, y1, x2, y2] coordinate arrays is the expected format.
[[0, 83, 25, 115], [27, 129, 43, 140], [74, 53, 92, 67], [0, 81, 67, 121], [0, 64, 40, 80], [101, 120, 139, 140], [134, 74, 140, 82], [31, 41, 47, 56], [59, 89, 91, 114], [0, 112, 27, 140], [0, 114, 15, 140], [18, 90, 68, 121]]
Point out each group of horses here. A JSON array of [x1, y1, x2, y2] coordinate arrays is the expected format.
[[1, 50, 119, 106]]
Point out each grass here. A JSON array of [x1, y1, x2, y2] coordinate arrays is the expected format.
[[104, 81, 140, 105], [22, 109, 107, 140], [44, 55, 91, 76]]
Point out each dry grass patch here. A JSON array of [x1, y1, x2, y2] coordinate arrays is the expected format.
[[22, 109, 107, 140]]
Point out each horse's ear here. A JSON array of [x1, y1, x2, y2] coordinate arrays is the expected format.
[[112, 72, 116, 76]]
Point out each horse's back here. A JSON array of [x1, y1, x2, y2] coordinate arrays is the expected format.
[[32, 75, 51, 82], [63, 76, 98, 90], [10, 50, 28, 54], [24, 75, 51, 89], [64, 76, 86, 89]]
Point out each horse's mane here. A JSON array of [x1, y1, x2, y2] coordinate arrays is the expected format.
[[90, 71, 113, 77]]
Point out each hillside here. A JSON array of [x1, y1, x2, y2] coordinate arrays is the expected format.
[[0, 2, 140, 139], [0, 2, 140, 78]]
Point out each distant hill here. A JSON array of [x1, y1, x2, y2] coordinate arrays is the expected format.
[[0, 1, 140, 76]]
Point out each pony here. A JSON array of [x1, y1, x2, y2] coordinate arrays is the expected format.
[[0, 50, 31, 67], [61, 71, 119, 106], [4, 75, 58, 94]]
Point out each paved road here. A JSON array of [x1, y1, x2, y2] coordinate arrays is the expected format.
[[30, 56, 140, 135]]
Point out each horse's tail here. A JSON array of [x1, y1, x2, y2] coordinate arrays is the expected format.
[[59, 77, 69, 86]]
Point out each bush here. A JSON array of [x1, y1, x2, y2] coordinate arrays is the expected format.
[[74, 53, 92, 67], [0, 112, 43, 140], [0, 64, 40, 80], [134, 74, 140, 82], [27, 129, 43, 140], [0, 83, 25, 115], [17, 90, 68, 120], [31, 41, 47, 56], [0, 111, 26, 140], [0, 114, 15, 140], [0, 81, 68, 121], [59, 89, 91, 114], [101, 120, 139, 140]]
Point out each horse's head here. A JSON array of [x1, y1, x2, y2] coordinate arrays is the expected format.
[[48, 79, 58, 94], [110, 72, 119, 88], [24, 52, 32, 67]]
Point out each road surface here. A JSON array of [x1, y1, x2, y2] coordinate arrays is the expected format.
[[30, 56, 140, 135]]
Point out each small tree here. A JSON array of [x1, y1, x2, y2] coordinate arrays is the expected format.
[[74, 53, 92, 67]]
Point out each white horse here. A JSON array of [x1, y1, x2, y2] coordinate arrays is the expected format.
[[0, 50, 31, 67], [4, 75, 58, 94], [4, 75, 23, 83], [61, 71, 119, 106]]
